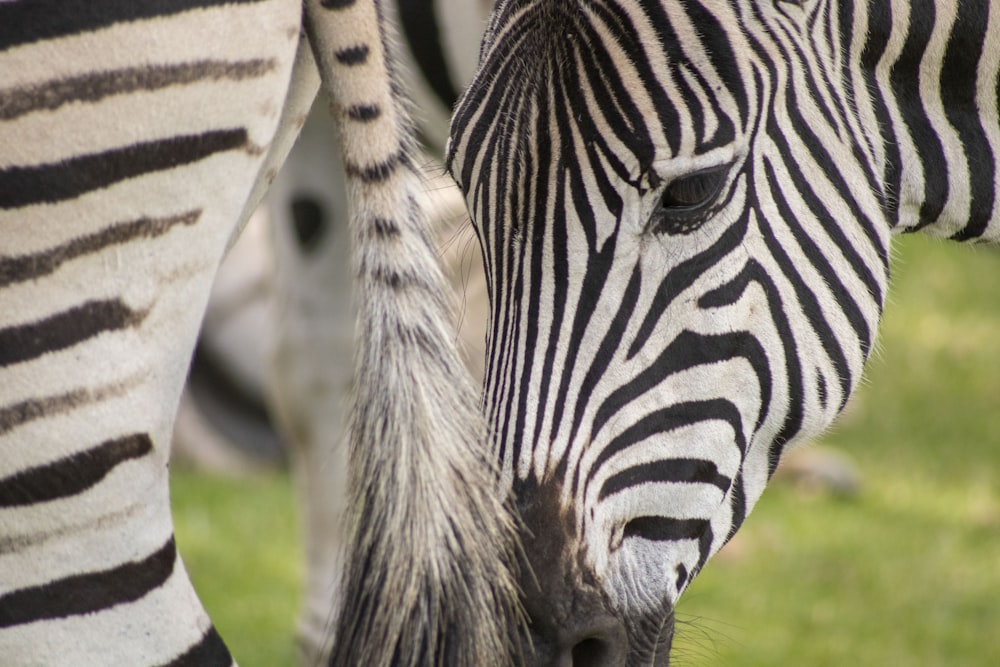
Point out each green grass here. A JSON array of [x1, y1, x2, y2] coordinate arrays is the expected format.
[[171, 471, 302, 667], [675, 235, 1000, 666], [172, 235, 1000, 666]]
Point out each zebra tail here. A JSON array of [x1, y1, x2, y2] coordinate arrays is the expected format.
[[303, 2, 524, 665]]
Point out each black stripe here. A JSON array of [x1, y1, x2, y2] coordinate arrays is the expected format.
[[599, 459, 732, 500], [892, 0, 949, 229], [759, 159, 853, 408], [0, 129, 249, 210], [699, 260, 805, 475], [321, 0, 357, 8], [760, 144, 874, 357], [562, 263, 643, 488], [943, 1, 994, 240], [0, 0, 269, 50], [346, 104, 381, 121], [0, 536, 177, 628], [546, 155, 622, 476], [0, 382, 132, 436], [775, 85, 887, 306], [628, 206, 749, 358], [599, 329, 771, 442], [0, 210, 201, 288], [587, 399, 746, 498], [0, 299, 147, 368], [0, 60, 276, 121], [675, 563, 689, 592], [398, 0, 461, 109], [335, 44, 370, 66], [695, 521, 714, 575], [861, 0, 901, 220], [157, 626, 233, 667], [623, 517, 709, 542], [725, 471, 747, 544], [525, 101, 566, 477], [588, 2, 673, 162], [0, 433, 153, 508], [344, 152, 402, 183], [540, 51, 632, 462], [493, 76, 545, 471], [370, 217, 401, 239]]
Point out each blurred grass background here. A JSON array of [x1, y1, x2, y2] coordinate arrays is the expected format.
[[172, 234, 1000, 667]]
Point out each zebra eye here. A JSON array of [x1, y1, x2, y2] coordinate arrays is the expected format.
[[649, 165, 729, 236]]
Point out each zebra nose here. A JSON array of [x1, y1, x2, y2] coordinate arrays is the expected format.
[[565, 620, 628, 667], [532, 614, 628, 667]]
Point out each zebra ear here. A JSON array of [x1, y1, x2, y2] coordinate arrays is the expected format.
[[648, 164, 731, 236]]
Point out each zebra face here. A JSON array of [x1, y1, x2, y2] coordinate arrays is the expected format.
[[448, 0, 890, 663]]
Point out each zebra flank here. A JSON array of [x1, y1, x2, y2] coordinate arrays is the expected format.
[[0, 1, 295, 665], [0, 379, 140, 436]]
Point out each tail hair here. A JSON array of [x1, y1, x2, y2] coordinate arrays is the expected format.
[[303, 2, 523, 664]]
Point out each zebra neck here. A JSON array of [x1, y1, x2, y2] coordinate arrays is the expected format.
[[857, 0, 999, 242]]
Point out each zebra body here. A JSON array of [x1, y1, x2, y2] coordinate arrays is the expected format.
[[446, 0, 999, 662], [1, 2, 516, 665], [1, 4, 303, 663]]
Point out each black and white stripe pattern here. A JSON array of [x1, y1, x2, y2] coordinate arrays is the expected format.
[[448, 0, 998, 662], [1, 2, 303, 663], [1, 1, 512, 665]]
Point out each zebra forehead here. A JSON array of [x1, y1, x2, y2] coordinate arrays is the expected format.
[[452, 0, 751, 192]]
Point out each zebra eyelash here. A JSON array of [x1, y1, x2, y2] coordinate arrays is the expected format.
[[647, 164, 732, 236]]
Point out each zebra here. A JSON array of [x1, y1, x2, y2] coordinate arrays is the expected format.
[[200, 3, 497, 662], [436, 0, 1000, 663], [3, 1, 998, 666], [0, 1, 519, 666]]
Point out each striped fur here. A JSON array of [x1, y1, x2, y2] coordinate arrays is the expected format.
[[448, 0, 999, 663], [214, 5, 502, 663], [0, 1, 518, 665], [303, 2, 520, 666]]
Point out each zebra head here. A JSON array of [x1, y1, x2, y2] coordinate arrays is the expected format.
[[448, 0, 891, 663]]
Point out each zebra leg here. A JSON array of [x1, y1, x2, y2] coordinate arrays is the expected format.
[[0, 2, 307, 664], [264, 99, 353, 666]]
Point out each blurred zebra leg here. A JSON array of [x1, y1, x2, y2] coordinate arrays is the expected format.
[[262, 98, 354, 665]]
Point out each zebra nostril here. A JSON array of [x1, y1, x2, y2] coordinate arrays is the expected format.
[[563, 616, 628, 667], [571, 636, 612, 667]]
